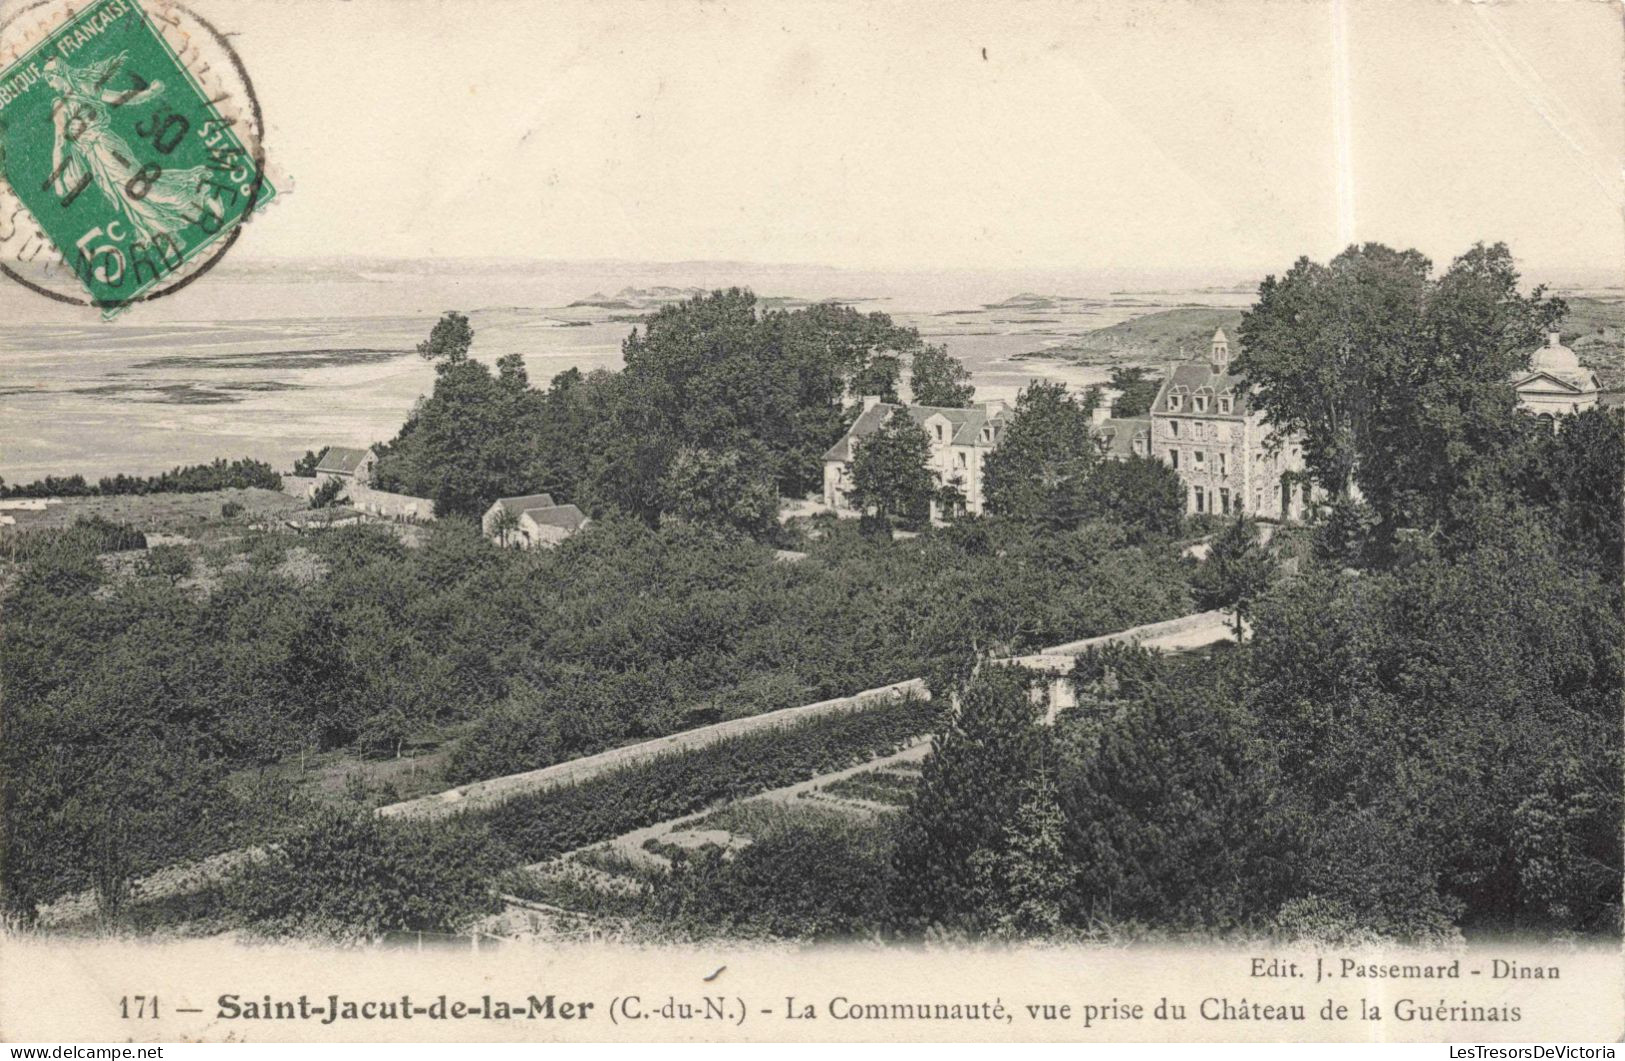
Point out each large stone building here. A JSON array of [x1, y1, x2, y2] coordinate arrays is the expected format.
[[823, 330, 1314, 522], [822, 397, 1010, 517], [1511, 332, 1599, 423], [1144, 329, 1309, 519]]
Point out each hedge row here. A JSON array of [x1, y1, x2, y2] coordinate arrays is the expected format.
[[465, 693, 941, 864], [0, 516, 148, 561]]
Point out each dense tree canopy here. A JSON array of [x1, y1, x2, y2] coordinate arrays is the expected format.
[[982, 381, 1100, 522], [849, 409, 934, 528], [657, 444, 779, 540], [416, 310, 475, 363], [377, 292, 959, 532], [376, 349, 549, 517], [909, 344, 975, 407], [1191, 517, 1276, 635], [0, 458, 282, 499], [892, 665, 1048, 932], [5, 261, 1617, 946], [1237, 242, 1564, 542], [1104, 366, 1161, 419], [0, 508, 1193, 920]]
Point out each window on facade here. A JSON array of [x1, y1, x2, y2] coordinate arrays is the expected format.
[[1217, 452, 1227, 475], [934, 425, 944, 442], [1193, 486, 1205, 513], [1169, 449, 1180, 470], [1194, 450, 1205, 467], [955, 451, 967, 469], [1169, 420, 1180, 438], [1219, 487, 1230, 514]]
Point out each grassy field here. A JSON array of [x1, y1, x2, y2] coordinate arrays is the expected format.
[[1561, 295, 1625, 390], [0, 487, 304, 538], [222, 722, 474, 811], [1013, 305, 1244, 366], [1015, 294, 1625, 393]]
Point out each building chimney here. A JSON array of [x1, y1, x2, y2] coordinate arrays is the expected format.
[[1547, 332, 1561, 348]]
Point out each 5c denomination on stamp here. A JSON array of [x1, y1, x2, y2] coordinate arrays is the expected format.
[[0, 0, 274, 315]]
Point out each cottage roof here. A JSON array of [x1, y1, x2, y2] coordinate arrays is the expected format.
[[489, 493, 556, 516], [520, 503, 588, 532], [314, 446, 374, 475]]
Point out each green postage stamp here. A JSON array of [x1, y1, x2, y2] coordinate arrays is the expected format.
[[0, 0, 274, 314]]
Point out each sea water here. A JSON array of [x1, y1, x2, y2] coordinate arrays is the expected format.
[[0, 257, 1252, 481]]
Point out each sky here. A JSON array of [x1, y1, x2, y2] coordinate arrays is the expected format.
[[65, 0, 1625, 281]]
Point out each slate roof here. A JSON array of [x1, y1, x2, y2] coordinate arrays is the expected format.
[[489, 493, 556, 516], [1151, 364, 1248, 418], [1095, 416, 1152, 459], [823, 402, 1008, 462], [314, 446, 374, 476], [520, 504, 588, 532]]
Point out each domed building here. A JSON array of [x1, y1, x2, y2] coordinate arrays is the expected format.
[[1511, 332, 1599, 422]]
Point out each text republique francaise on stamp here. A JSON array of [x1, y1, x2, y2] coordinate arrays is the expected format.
[[0, 0, 274, 315]]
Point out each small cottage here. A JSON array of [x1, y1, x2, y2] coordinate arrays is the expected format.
[[313, 445, 377, 486], [482, 493, 588, 548]]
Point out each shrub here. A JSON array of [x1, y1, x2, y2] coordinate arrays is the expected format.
[[466, 694, 939, 864], [310, 478, 348, 509], [227, 807, 502, 940], [652, 814, 902, 940]]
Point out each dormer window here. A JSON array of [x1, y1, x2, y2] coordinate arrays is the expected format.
[[1194, 395, 1208, 413], [1168, 394, 1183, 412], [1218, 393, 1233, 414]]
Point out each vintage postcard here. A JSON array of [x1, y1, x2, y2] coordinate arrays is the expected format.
[[0, 0, 1621, 1046]]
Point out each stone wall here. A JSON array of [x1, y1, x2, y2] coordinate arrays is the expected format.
[[379, 678, 929, 821], [278, 475, 435, 522]]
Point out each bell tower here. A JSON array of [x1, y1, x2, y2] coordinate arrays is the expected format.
[[1209, 328, 1231, 373]]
